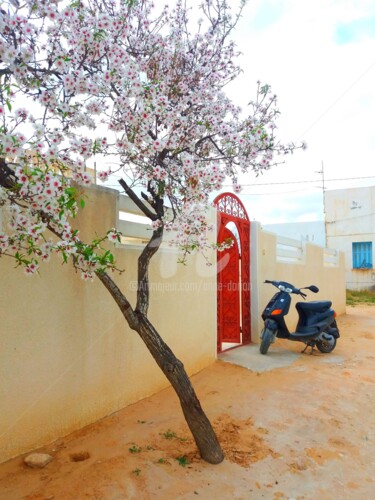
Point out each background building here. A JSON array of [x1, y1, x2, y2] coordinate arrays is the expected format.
[[263, 221, 325, 247], [325, 185, 375, 290]]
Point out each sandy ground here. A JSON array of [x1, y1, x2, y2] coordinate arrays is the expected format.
[[1, 305, 375, 500]]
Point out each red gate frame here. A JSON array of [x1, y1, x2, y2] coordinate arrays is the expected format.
[[213, 193, 251, 352], [217, 226, 241, 345]]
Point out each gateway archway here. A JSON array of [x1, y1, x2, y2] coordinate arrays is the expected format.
[[213, 193, 251, 352]]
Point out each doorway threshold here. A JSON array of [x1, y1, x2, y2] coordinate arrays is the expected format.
[[221, 342, 242, 352], [218, 343, 300, 372]]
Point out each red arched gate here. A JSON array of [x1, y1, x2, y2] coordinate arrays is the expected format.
[[213, 193, 251, 352]]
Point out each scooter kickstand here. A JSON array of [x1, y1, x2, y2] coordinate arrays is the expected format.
[[301, 343, 315, 354]]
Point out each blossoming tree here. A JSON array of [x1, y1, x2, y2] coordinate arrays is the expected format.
[[0, 0, 301, 463]]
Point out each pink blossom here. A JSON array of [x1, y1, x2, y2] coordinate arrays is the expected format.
[[98, 170, 112, 182], [15, 108, 28, 120], [0, 0, 302, 274], [25, 263, 38, 275], [107, 231, 119, 242]]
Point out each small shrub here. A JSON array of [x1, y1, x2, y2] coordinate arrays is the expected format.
[[160, 429, 187, 442], [161, 430, 177, 440], [128, 444, 142, 454], [176, 455, 189, 467]]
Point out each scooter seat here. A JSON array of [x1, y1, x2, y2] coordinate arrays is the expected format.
[[296, 300, 332, 312]]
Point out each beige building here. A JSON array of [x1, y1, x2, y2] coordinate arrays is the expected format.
[[263, 221, 325, 247], [325, 186, 375, 290]]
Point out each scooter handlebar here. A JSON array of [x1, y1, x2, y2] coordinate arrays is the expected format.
[[264, 280, 312, 299]]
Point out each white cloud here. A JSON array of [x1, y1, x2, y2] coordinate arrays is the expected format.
[[222, 0, 375, 223]]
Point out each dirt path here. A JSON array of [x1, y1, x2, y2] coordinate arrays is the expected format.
[[1, 306, 375, 499]]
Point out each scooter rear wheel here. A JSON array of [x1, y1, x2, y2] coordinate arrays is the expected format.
[[260, 328, 274, 355], [315, 334, 336, 353]]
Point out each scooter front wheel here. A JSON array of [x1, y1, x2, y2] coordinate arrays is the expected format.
[[260, 328, 274, 355]]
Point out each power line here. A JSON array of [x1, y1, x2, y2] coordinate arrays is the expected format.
[[223, 175, 375, 188], [240, 187, 317, 196], [297, 59, 375, 139], [327, 211, 375, 224], [101, 174, 375, 192]]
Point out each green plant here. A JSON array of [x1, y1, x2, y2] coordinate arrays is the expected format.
[[176, 455, 189, 467], [128, 444, 142, 453], [157, 457, 169, 464], [160, 429, 187, 442], [346, 289, 375, 306], [161, 430, 177, 440], [132, 468, 141, 476]]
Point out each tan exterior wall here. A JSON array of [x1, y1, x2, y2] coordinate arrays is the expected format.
[[250, 223, 346, 341], [0, 185, 217, 463], [0, 185, 347, 463]]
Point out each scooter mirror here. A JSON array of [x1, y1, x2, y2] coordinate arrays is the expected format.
[[308, 285, 319, 293]]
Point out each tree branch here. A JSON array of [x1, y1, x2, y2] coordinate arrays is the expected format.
[[136, 224, 163, 315], [0, 158, 18, 189], [96, 271, 140, 329], [118, 178, 158, 221]]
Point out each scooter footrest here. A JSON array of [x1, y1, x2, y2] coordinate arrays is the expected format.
[[297, 326, 319, 334]]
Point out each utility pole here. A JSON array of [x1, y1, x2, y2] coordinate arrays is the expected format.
[[316, 161, 326, 247]]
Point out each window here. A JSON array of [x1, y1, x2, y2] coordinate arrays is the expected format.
[[352, 242, 373, 269]]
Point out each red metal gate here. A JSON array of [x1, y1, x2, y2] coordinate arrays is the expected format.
[[217, 226, 240, 346], [214, 193, 251, 352]]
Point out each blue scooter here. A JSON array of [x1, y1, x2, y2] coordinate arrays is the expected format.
[[260, 280, 340, 355]]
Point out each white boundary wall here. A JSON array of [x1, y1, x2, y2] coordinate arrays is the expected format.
[[0, 187, 346, 463], [0, 186, 217, 463], [250, 223, 346, 340]]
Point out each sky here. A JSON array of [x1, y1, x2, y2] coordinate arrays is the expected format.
[[223, 0, 375, 224]]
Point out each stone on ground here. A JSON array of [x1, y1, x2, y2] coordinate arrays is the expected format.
[[24, 453, 53, 468]]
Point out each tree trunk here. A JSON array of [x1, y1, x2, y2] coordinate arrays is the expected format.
[[97, 181, 224, 464], [136, 314, 224, 464], [97, 271, 224, 464]]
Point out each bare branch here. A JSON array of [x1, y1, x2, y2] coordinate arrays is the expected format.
[[118, 178, 158, 221], [0, 158, 17, 189], [96, 271, 139, 329], [136, 225, 163, 315]]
